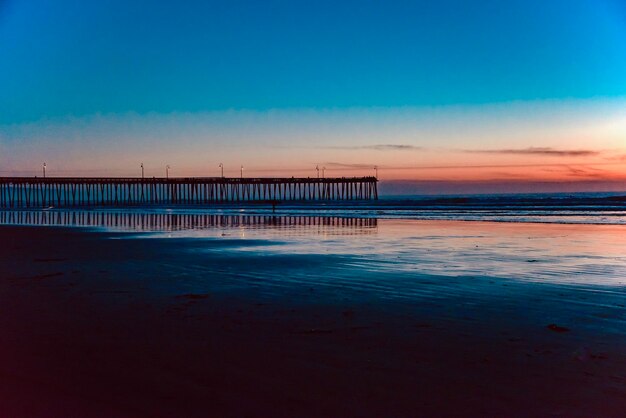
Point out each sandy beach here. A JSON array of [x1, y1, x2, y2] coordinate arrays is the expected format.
[[1, 218, 626, 417]]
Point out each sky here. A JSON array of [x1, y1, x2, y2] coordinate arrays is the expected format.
[[1, 0, 626, 193]]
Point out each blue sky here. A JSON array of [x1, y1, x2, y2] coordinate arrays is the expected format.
[[1, 0, 626, 191], [2, 0, 625, 122]]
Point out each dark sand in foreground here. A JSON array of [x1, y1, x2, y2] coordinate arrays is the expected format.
[[1, 223, 626, 417]]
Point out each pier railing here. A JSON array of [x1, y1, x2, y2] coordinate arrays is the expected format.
[[0, 177, 378, 208]]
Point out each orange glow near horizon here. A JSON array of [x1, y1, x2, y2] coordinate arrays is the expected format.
[[1, 98, 625, 192]]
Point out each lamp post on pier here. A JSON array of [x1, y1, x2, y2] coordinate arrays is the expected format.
[[42, 162, 46, 178], [316, 165, 320, 178], [219, 163, 223, 178], [240, 165, 244, 179], [322, 166, 326, 178], [166, 165, 170, 179], [374, 165, 378, 179], [141, 163, 144, 179]]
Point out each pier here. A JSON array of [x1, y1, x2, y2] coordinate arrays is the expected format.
[[0, 176, 378, 208]]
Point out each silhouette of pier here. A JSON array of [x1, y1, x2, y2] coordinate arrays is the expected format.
[[0, 176, 378, 208]]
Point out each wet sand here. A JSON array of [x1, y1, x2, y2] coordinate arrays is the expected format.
[[1, 221, 626, 417]]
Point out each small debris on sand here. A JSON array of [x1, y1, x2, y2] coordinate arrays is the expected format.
[[547, 324, 570, 333]]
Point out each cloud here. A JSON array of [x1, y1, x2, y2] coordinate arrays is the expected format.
[[463, 147, 599, 157], [605, 154, 626, 162], [325, 144, 422, 151], [322, 162, 377, 169], [318, 161, 626, 173]]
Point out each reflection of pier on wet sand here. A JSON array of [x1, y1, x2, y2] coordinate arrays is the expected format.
[[0, 210, 377, 233], [0, 176, 378, 208]]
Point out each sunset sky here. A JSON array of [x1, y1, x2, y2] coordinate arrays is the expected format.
[[1, 0, 625, 193]]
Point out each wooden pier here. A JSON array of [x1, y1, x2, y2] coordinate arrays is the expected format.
[[0, 176, 378, 208]]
